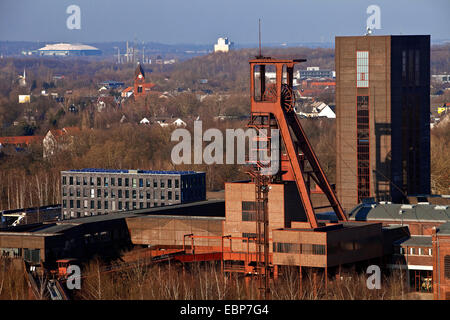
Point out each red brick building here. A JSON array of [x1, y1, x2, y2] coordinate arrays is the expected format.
[[432, 222, 450, 300], [350, 198, 450, 294], [133, 63, 155, 99], [120, 64, 156, 100]]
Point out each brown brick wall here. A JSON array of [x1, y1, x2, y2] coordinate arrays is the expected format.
[[224, 182, 285, 252], [433, 233, 450, 300], [336, 36, 391, 211], [126, 216, 223, 249], [367, 219, 444, 236], [0, 235, 46, 261]]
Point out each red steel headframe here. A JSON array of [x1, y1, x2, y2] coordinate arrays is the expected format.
[[249, 57, 347, 228]]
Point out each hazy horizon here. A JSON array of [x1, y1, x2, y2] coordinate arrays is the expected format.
[[0, 0, 449, 45]]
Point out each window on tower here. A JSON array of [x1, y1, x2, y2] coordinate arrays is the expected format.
[[357, 95, 370, 202], [253, 64, 277, 102], [357, 51, 369, 88], [137, 86, 142, 93]]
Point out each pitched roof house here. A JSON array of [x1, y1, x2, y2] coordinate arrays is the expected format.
[[43, 127, 80, 159]]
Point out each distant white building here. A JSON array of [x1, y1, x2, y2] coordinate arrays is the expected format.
[[18, 69, 26, 87], [156, 118, 187, 128], [18, 95, 30, 103], [172, 118, 186, 127], [38, 43, 101, 56], [317, 104, 336, 118], [432, 74, 450, 83], [214, 37, 233, 53], [140, 117, 150, 125], [297, 101, 336, 119]]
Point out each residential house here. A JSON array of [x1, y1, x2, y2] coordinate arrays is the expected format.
[[97, 96, 118, 112], [43, 127, 80, 159], [297, 101, 335, 118], [140, 118, 150, 125], [0, 135, 43, 153]]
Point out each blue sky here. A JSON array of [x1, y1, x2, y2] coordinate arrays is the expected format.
[[0, 0, 449, 44]]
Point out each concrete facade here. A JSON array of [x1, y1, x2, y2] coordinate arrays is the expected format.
[[223, 182, 309, 253], [272, 222, 383, 268], [127, 215, 224, 249], [61, 169, 206, 219]]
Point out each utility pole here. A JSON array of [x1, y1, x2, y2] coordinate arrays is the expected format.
[[113, 47, 120, 64]]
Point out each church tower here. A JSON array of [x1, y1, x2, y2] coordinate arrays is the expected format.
[[134, 63, 146, 98]]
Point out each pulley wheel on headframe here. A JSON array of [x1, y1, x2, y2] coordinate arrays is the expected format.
[[280, 84, 295, 112]]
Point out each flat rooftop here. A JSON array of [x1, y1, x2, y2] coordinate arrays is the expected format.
[[349, 203, 450, 222], [276, 221, 380, 232], [0, 200, 225, 236], [61, 199, 225, 224], [64, 168, 202, 175], [394, 236, 432, 247]]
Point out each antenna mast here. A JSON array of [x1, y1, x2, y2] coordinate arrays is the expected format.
[[258, 18, 262, 58]]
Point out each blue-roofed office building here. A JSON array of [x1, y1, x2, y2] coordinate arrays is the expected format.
[[99, 81, 125, 89], [61, 169, 206, 219]]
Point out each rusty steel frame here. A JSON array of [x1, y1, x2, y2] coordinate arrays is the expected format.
[[249, 57, 347, 229]]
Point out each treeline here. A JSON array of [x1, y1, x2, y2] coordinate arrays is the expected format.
[[0, 119, 336, 210], [73, 261, 409, 300], [0, 258, 411, 300], [430, 43, 450, 75], [430, 121, 450, 194], [167, 47, 335, 93]]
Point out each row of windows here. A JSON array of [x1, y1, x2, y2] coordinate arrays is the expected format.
[[357, 95, 370, 202], [273, 242, 326, 255], [62, 175, 180, 189], [242, 201, 263, 222], [402, 49, 421, 86], [63, 188, 180, 200], [242, 232, 263, 243], [1, 248, 42, 263], [445, 255, 450, 279], [63, 201, 170, 215], [399, 247, 432, 256], [356, 51, 369, 88], [63, 199, 169, 212]]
